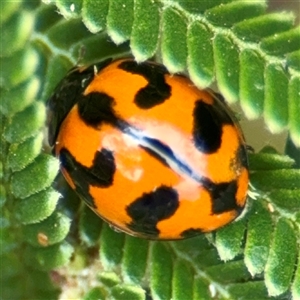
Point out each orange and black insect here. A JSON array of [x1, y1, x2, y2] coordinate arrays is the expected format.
[[47, 58, 249, 240]]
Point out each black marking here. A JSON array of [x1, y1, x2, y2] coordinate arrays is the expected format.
[[59, 148, 116, 207], [193, 100, 234, 154], [126, 186, 179, 237], [237, 144, 249, 169], [119, 60, 171, 109], [201, 179, 240, 214], [181, 228, 203, 238], [77, 92, 118, 127], [47, 58, 112, 146]]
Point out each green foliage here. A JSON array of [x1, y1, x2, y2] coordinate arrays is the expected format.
[[1, 76, 40, 118], [0, 10, 35, 57], [3, 102, 46, 143], [1, 0, 300, 299], [10, 154, 59, 199], [14, 188, 60, 224], [0, 1, 72, 297], [22, 211, 71, 247], [107, 0, 134, 45], [244, 201, 273, 275], [79, 205, 103, 246], [161, 8, 188, 73], [0, 46, 39, 89], [265, 218, 297, 296], [131, 0, 160, 61], [215, 218, 246, 261], [7, 132, 43, 172], [24, 241, 74, 271]]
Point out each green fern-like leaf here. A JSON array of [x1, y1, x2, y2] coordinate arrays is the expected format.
[[1, 1, 300, 299], [0, 2, 72, 298]]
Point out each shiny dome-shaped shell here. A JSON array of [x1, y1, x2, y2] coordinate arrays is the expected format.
[[48, 58, 249, 240]]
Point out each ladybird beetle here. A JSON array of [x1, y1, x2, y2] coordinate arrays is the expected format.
[[47, 58, 249, 240]]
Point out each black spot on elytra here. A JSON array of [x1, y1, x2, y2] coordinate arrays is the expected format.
[[119, 60, 171, 109], [201, 178, 241, 214], [59, 147, 116, 207], [77, 92, 118, 127], [47, 58, 112, 147], [126, 186, 179, 237], [193, 100, 234, 154], [180, 228, 203, 238]]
